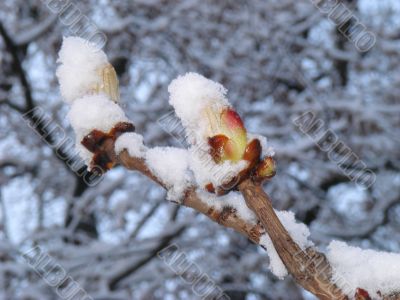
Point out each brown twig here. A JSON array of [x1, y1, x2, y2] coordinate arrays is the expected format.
[[102, 137, 400, 299], [238, 179, 347, 300], [111, 146, 346, 298]]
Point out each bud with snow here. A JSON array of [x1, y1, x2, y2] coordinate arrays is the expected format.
[[56, 37, 120, 103], [254, 156, 276, 182], [168, 73, 274, 194], [56, 37, 133, 171]]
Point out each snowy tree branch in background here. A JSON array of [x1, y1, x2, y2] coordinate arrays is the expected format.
[[0, 23, 101, 241], [0, 22, 88, 177], [56, 37, 400, 300]]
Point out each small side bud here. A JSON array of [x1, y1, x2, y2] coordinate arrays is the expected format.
[[81, 121, 135, 171], [110, 122, 135, 139], [254, 156, 276, 182], [355, 288, 371, 300], [235, 139, 261, 185], [205, 183, 216, 193], [81, 129, 108, 153], [242, 139, 261, 167]]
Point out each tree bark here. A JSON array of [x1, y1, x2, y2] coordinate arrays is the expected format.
[[239, 179, 347, 300], [102, 142, 400, 300]]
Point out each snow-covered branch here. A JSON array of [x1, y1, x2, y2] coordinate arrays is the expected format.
[[55, 37, 400, 300]]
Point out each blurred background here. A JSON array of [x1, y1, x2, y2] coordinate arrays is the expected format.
[[0, 0, 399, 299]]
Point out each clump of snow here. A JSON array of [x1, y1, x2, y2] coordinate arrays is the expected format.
[[168, 72, 229, 137], [198, 190, 258, 224], [68, 95, 129, 138], [145, 147, 193, 201], [259, 234, 288, 278], [67, 94, 129, 165], [327, 240, 400, 298], [277, 210, 313, 250], [189, 147, 248, 189], [56, 36, 108, 103], [115, 132, 147, 158], [259, 210, 313, 279], [198, 189, 313, 280]]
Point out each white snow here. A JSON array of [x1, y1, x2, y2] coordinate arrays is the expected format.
[[277, 210, 313, 250], [259, 211, 313, 279], [198, 190, 258, 224], [327, 240, 400, 298], [67, 94, 129, 165], [259, 234, 288, 278], [145, 147, 193, 201], [189, 147, 248, 189], [56, 36, 108, 103], [68, 95, 129, 138], [115, 132, 147, 158], [168, 72, 229, 140], [198, 190, 313, 279]]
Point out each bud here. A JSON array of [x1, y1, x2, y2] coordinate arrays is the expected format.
[[93, 63, 120, 103], [168, 73, 275, 193], [254, 156, 276, 181], [57, 37, 120, 103], [243, 139, 261, 166], [206, 107, 247, 163], [81, 121, 135, 171], [355, 288, 371, 300]]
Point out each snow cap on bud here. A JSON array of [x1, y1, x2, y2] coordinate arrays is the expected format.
[[168, 73, 229, 143], [56, 36, 119, 103], [56, 37, 133, 174], [168, 73, 272, 194]]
